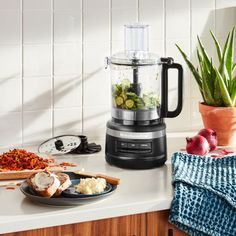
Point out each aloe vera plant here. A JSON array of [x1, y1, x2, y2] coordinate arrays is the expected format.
[[176, 27, 236, 107]]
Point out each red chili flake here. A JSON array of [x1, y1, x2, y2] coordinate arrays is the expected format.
[[59, 162, 77, 167], [210, 154, 223, 158], [219, 149, 234, 155], [6, 187, 16, 190], [0, 149, 50, 171]]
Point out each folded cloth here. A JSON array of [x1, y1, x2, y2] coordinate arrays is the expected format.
[[169, 152, 236, 236]]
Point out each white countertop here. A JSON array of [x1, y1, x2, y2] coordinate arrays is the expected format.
[[0, 134, 187, 234]]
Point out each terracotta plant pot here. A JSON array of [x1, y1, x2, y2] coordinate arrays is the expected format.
[[199, 103, 236, 146]]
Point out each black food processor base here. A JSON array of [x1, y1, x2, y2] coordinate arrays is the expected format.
[[105, 120, 167, 169]]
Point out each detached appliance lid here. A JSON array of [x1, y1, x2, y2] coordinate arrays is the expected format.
[[38, 135, 81, 155], [38, 135, 102, 155]]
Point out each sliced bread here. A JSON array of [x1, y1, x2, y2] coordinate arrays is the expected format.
[[29, 171, 60, 198], [54, 173, 71, 196]]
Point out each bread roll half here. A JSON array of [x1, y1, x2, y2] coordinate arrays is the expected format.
[[54, 172, 71, 196], [29, 171, 60, 198]]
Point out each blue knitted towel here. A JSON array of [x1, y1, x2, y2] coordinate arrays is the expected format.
[[169, 152, 236, 236]]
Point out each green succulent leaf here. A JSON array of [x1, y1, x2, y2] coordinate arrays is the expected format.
[[175, 44, 204, 95], [202, 75, 215, 105], [225, 27, 235, 80], [210, 30, 222, 62], [215, 68, 233, 107], [177, 28, 236, 107], [197, 36, 211, 70], [233, 63, 236, 74], [200, 60, 215, 105], [197, 48, 203, 64], [219, 31, 231, 74], [230, 79, 236, 105], [213, 79, 223, 106]]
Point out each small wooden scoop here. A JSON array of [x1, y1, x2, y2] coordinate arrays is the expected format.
[[75, 171, 120, 185]]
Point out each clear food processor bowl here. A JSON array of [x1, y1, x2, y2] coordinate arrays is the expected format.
[[106, 23, 161, 121]]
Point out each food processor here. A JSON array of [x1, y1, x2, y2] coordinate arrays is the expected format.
[[105, 23, 183, 169]]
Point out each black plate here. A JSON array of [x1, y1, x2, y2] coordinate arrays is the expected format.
[[62, 179, 112, 198], [20, 172, 117, 206]]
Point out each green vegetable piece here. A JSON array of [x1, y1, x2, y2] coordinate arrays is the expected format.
[[125, 99, 134, 109], [120, 92, 127, 101], [121, 79, 131, 90], [115, 96, 124, 106]]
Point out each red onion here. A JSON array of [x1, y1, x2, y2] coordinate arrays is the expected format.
[[186, 135, 210, 155], [198, 128, 217, 151]]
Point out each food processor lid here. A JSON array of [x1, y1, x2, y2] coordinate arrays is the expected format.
[[109, 23, 160, 66], [109, 51, 160, 66]]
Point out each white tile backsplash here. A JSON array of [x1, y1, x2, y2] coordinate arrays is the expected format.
[[83, 106, 110, 139], [83, 71, 110, 108], [0, 0, 21, 10], [191, 0, 215, 9], [0, 112, 22, 146], [54, 43, 81, 76], [0, 0, 234, 146], [191, 8, 215, 40], [215, 7, 236, 38], [166, 7, 190, 39], [112, 0, 137, 9], [54, 108, 82, 136], [83, 42, 109, 74], [149, 40, 164, 55], [23, 77, 52, 111], [0, 11, 21, 44], [54, 0, 81, 11], [0, 78, 22, 112], [54, 75, 82, 108], [139, 0, 164, 40], [190, 98, 204, 130], [23, 11, 52, 44], [23, 0, 52, 10], [23, 110, 52, 144], [85, 0, 109, 10], [166, 37, 192, 99], [54, 11, 82, 43], [0, 45, 21, 79], [216, 0, 236, 9], [166, 98, 191, 132], [23, 44, 52, 77], [112, 8, 137, 41], [166, 0, 190, 10], [83, 1, 109, 43]]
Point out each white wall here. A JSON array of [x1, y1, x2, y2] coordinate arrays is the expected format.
[[0, 0, 235, 147]]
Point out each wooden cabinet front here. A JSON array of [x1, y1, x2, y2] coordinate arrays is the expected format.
[[2, 210, 186, 236]]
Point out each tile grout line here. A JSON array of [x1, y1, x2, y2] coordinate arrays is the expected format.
[[51, 0, 55, 137], [137, 0, 140, 22], [189, 0, 192, 130], [109, 0, 112, 118], [110, 0, 112, 53], [163, 0, 166, 57], [214, 0, 216, 34], [81, 0, 84, 134], [21, 0, 24, 146]]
